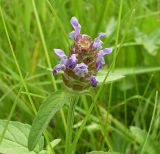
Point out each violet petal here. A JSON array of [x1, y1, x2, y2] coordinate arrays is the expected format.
[[69, 31, 76, 39], [73, 63, 88, 77], [92, 32, 106, 49], [101, 48, 112, 55], [70, 17, 81, 39], [54, 49, 68, 65], [88, 76, 98, 87], [66, 54, 77, 69], [96, 48, 112, 71], [54, 49, 66, 57], [71, 17, 80, 29], [53, 64, 65, 76], [96, 61, 103, 71], [60, 56, 68, 65]]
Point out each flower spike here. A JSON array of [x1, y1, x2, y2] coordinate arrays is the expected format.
[[53, 17, 112, 90]]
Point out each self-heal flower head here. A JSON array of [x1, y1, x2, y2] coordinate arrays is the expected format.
[[52, 17, 112, 91]]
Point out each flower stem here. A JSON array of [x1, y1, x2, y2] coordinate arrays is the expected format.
[[65, 95, 79, 154]]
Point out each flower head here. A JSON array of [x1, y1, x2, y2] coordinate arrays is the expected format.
[[53, 17, 112, 90]]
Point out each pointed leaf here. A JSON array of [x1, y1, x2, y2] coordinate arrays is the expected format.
[[28, 91, 70, 151], [0, 120, 44, 154], [46, 139, 61, 150], [97, 66, 160, 84]]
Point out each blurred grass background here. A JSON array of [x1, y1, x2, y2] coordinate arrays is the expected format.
[[0, 0, 160, 153]]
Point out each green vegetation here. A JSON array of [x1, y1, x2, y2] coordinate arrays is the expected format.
[[0, 0, 160, 154]]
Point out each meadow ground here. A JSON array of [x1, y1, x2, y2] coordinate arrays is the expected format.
[[0, 0, 160, 154]]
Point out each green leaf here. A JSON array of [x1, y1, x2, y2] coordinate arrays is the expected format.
[[86, 151, 121, 154], [28, 91, 70, 151], [130, 126, 160, 154], [113, 67, 160, 76], [97, 70, 124, 84], [134, 28, 160, 55], [97, 66, 160, 84], [0, 120, 44, 154], [46, 138, 61, 150]]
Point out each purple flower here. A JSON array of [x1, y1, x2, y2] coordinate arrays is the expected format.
[[73, 63, 88, 77], [69, 17, 81, 39], [53, 64, 66, 76], [54, 49, 66, 57], [92, 32, 106, 50], [66, 54, 77, 69], [54, 49, 68, 65], [53, 49, 68, 76], [88, 76, 98, 87], [53, 17, 112, 90], [96, 48, 112, 71]]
